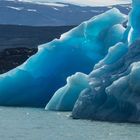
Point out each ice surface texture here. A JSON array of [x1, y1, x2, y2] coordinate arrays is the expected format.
[[46, 72, 89, 111], [0, 8, 126, 107], [44, 9, 126, 110], [72, 41, 139, 122], [1, 0, 140, 123], [46, 13, 127, 111], [128, 0, 140, 44], [72, 0, 140, 122]]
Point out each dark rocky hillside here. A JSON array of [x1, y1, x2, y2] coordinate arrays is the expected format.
[[0, 25, 75, 74]]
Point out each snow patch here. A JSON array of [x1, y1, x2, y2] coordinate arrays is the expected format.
[[27, 9, 37, 12], [7, 6, 24, 11]]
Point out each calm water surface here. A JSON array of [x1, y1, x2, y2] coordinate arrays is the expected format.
[[0, 107, 139, 140]]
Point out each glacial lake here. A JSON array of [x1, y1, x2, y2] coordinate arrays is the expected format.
[[0, 107, 139, 140]]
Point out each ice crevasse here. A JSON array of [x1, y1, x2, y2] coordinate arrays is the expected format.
[[0, 8, 126, 107]]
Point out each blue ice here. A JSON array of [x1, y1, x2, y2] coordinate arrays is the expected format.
[[0, 8, 126, 107], [72, 0, 140, 122], [46, 72, 89, 111]]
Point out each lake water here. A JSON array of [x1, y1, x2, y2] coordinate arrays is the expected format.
[[0, 107, 139, 140]]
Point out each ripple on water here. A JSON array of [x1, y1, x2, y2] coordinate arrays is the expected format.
[[0, 107, 139, 140]]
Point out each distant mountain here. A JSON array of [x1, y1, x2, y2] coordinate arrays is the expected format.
[[0, 0, 131, 26], [15, 0, 131, 7]]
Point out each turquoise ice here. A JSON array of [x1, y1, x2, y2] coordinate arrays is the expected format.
[[45, 12, 127, 111], [72, 0, 140, 122], [46, 42, 128, 111], [128, 0, 140, 44], [0, 8, 126, 107], [46, 72, 89, 111], [0, 0, 139, 124]]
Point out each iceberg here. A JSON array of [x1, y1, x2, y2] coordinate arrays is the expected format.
[[46, 23, 126, 111], [72, 0, 140, 122], [0, 8, 126, 107], [46, 72, 89, 111], [128, 0, 140, 45], [0, 0, 139, 124], [72, 40, 140, 122], [46, 42, 128, 111]]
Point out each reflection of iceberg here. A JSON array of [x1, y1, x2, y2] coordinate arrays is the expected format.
[[0, 8, 126, 107], [72, 0, 140, 122]]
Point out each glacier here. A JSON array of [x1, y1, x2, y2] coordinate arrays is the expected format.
[[0, 8, 126, 107], [72, 0, 140, 122]]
